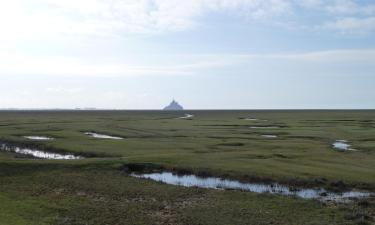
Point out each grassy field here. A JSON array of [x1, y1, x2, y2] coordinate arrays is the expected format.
[[0, 110, 374, 224]]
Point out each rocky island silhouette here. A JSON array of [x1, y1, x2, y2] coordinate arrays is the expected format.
[[163, 100, 184, 110]]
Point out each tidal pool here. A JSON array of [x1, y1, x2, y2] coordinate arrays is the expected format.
[[0, 143, 82, 159], [244, 118, 258, 121], [333, 140, 356, 151], [179, 114, 194, 119], [24, 136, 54, 141], [250, 126, 281, 129], [243, 118, 268, 121], [131, 172, 372, 202], [261, 135, 278, 138], [85, 132, 123, 140]]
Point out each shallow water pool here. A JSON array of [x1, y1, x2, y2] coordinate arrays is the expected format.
[[131, 172, 372, 202]]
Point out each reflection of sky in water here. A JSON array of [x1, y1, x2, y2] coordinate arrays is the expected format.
[[24, 136, 54, 140], [1, 144, 82, 160], [261, 135, 278, 138], [244, 118, 268, 121], [179, 114, 194, 119], [333, 140, 355, 151], [244, 118, 258, 121], [85, 132, 123, 140], [250, 126, 280, 129], [132, 172, 371, 202]]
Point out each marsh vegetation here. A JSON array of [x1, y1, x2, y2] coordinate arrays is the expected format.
[[0, 110, 374, 225]]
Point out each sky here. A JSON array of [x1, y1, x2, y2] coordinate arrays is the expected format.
[[1, 0, 375, 109]]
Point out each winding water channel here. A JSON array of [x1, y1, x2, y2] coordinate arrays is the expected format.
[[131, 172, 373, 202], [0, 143, 82, 159], [84, 132, 124, 140], [24, 136, 54, 140]]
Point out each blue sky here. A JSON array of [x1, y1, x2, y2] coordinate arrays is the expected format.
[[1, 0, 375, 109]]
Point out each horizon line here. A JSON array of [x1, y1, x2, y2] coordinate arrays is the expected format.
[[0, 108, 375, 111]]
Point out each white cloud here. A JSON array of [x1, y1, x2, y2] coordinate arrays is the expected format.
[[324, 0, 375, 15], [297, 0, 375, 15], [0, 0, 293, 41], [0, 52, 230, 77], [45, 87, 84, 94], [0, 49, 374, 77], [323, 17, 375, 33], [296, 0, 323, 8], [296, 0, 375, 34], [264, 49, 375, 63], [324, 0, 358, 14], [1, 0, 375, 40]]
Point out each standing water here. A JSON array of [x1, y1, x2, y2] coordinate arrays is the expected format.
[[85, 132, 123, 140], [250, 126, 280, 129], [261, 135, 278, 138], [244, 118, 258, 121], [243, 118, 268, 121], [0, 143, 82, 159], [24, 136, 54, 141], [333, 140, 356, 151], [178, 114, 194, 119], [131, 172, 372, 202]]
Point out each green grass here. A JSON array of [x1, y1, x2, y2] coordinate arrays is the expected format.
[[0, 110, 374, 224], [1, 110, 374, 187], [0, 161, 367, 225]]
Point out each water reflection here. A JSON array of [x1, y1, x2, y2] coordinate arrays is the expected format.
[[333, 140, 356, 151], [0, 143, 82, 159], [132, 172, 371, 202], [85, 132, 123, 140], [261, 135, 278, 138], [179, 114, 194, 119], [250, 126, 280, 129], [24, 136, 54, 141], [244, 118, 258, 121]]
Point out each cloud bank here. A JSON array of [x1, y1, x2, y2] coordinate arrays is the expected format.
[[1, 49, 374, 77], [1, 0, 375, 41]]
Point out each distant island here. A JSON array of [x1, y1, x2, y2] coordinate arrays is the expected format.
[[163, 100, 184, 110]]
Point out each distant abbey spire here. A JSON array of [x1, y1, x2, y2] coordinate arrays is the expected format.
[[163, 99, 184, 110]]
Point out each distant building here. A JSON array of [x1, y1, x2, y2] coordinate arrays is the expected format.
[[163, 100, 184, 110]]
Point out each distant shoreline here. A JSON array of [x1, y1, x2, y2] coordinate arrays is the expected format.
[[0, 109, 374, 111]]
